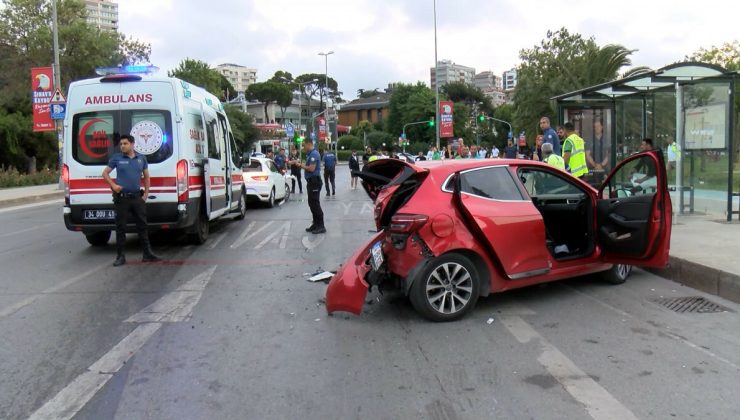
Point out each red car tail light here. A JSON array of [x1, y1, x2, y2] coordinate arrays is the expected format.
[[251, 175, 269, 181], [176, 159, 189, 203], [62, 164, 70, 206], [389, 214, 429, 234]]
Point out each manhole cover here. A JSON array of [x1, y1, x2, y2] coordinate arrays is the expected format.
[[651, 296, 732, 313]]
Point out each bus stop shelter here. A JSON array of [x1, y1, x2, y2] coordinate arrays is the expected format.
[[553, 62, 739, 221]]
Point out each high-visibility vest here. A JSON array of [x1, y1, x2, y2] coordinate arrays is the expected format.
[[544, 154, 565, 170], [563, 134, 587, 177], [368, 155, 379, 162], [669, 143, 680, 161]]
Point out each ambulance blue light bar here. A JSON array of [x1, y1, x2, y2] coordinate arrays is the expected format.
[[95, 65, 160, 76]]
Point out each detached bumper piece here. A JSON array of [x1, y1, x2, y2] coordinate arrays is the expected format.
[[325, 232, 384, 315]]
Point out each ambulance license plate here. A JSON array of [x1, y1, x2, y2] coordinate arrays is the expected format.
[[370, 241, 384, 272], [84, 209, 115, 220]]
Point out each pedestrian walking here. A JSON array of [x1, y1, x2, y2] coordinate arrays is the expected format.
[[322, 148, 337, 196], [101, 134, 162, 267], [288, 146, 302, 194], [289, 138, 325, 234], [348, 149, 360, 190]]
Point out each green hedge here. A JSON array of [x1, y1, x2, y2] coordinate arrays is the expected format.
[[0, 167, 59, 188]]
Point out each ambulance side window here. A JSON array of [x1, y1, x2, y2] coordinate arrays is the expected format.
[[205, 117, 219, 160]]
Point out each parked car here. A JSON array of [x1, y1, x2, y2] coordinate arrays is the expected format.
[[242, 157, 290, 207], [326, 151, 672, 321]]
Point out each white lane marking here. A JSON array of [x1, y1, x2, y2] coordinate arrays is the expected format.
[[29, 371, 111, 420], [125, 265, 217, 323], [0, 199, 61, 214], [229, 220, 275, 249], [29, 266, 217, 420], [360, 202, 374, 215], [29, 323, 162, 420], [301, 234, 325, 251], [561, 283, 740, 371], [0, 223, 56, 238], [501, 315, 639, 420], [255, 221, 291, 249], [207, 231, 228, 250], [0, 263, 109, 319]]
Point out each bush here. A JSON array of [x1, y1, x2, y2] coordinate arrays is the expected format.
[[338, 135, 364, 151], [0, 166, 59, 188]]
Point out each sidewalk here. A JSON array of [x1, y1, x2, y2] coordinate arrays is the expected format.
[[0, 184, 63, 209], [1, 183, 738, 304]]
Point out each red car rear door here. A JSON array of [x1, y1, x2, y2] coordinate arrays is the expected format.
[[452, 165, 553, 279], [596, 150, 672, 268]]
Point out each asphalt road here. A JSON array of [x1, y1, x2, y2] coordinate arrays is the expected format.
[[2, 165, 740, 420]]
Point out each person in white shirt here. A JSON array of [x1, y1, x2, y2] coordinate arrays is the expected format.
[[491, 145, 500, 158]]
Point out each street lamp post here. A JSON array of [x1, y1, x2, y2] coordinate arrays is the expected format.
[[318, 51, 335, 156], [280, 77, 318, 163], [402, 119, 434, 153]]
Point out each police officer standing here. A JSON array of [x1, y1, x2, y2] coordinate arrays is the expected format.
[[102, 134, 162, 266], [290, 138, 325, 234], [322, 147, 336, 196]]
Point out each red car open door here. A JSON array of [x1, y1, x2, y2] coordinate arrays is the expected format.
[[596, 150, 672, 268]]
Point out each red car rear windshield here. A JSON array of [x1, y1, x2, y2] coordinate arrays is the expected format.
[[71, 110, 173, 166]]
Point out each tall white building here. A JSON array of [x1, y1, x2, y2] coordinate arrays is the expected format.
[[85, 0, 118, 31], [503, 68, 518, 91], [216, 63, 257, 94], [430, 60, 476, 90]]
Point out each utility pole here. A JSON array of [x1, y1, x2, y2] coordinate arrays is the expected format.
[[433, 0, 440, 150], [52, 0, 63, 182]]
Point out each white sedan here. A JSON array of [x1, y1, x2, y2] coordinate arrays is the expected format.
[[242, 157, 291, 207]]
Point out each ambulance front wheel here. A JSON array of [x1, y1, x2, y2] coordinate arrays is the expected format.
[[189, 211, 209, 245], [85, 231, 111, 247]]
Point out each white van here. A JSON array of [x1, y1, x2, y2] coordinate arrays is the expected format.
[[62, 66, 247, 246]]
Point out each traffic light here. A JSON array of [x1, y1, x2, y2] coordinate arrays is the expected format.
[[294, 135, 304, 144], [478, 114, 485, 122], [428, 118, 435, 127]]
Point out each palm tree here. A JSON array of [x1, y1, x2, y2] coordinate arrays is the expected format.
[[581, 44, 636, 86]]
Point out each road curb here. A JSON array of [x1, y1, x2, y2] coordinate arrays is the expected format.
[[648, 256, 740, 304], [0, 192, 64, 209]]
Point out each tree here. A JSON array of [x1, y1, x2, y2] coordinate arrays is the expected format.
[[224, 105, 259, 154], [0, 0, 150, 171], [385, 82, 435, 145], [513, 28, 635, 135], [357, 88, 381, 98], [687, 40, 740, 71], [349, 120, 375, 138], [168, 58, 223, 97], [295, 72, 337, 111], [245, 81, 292, 124]]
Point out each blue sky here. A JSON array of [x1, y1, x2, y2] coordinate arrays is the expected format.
[[119, 0, 738, 99]]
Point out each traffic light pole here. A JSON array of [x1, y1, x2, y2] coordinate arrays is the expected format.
[[482, 116, 513, 140], [402, 119, 435, 152]]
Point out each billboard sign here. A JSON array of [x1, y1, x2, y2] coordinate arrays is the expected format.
[[32, 67, 55, 132], [439, 101, 454, 138], [318, 117, 327, 141]]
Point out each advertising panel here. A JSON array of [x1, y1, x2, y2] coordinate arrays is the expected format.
[[32, 67, 55, 132], [439, 100, 454, 138]]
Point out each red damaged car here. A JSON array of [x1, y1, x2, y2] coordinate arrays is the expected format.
[[326, 151, 672, 322]]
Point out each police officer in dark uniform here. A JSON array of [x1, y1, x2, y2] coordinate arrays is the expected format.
[[289, 138, 325, 234], [102, 134, 162, 266]]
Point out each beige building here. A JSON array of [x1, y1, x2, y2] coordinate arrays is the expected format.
[[215, 63, 257, 93], [430, 60, 476, 91], [85, 0, 118, 31]]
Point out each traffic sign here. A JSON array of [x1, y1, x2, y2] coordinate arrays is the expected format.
[[286, 123, 294, 137], [49, 88, 66, 104], [50, 103, 66, 120]]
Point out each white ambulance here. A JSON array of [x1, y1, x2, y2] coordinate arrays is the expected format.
[[62, 65, 247, 245]]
